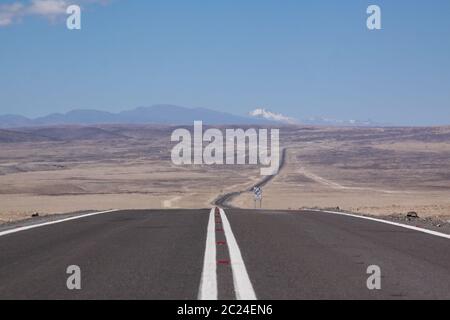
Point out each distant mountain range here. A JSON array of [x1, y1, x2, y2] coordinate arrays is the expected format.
[[0, 105, 268, 128], [0, 105, 384, 128]]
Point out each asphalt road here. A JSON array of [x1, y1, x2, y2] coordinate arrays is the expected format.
[[0, 208, 449, 300], [214, 148, 287, 208]]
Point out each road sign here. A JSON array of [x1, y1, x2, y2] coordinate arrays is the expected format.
[[253, 187, 263, 208]]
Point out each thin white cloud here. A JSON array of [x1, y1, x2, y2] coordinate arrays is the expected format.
[[0, 0, 109, 26], [0, 2, 25, 26], [28, 0, 68, 16]]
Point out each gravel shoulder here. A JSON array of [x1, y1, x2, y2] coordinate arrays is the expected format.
[[313, 207, 450, 236], [0, 210, 97, 233]]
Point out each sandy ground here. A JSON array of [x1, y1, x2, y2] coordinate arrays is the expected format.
[[231, 141, 450, 218], [1, 125, 449, 223], [0, 161, 259, 223], [0, 125, 259, 223]]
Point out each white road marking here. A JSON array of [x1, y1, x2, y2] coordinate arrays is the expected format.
[[219, 208, 257, 300], [0, 210, 119, 237], [198, 208, 218, 300], [312, 209, 450, 240]]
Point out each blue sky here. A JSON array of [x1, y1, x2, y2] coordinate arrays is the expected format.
[[0, 0, 449, 125]]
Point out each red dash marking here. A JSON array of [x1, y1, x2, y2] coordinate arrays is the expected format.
[[216, 241, 226, 245], [216, 228, 224, 232], [217, 260, 230, 265]]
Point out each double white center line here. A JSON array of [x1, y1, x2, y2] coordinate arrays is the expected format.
[[199, 207, 257, 300]]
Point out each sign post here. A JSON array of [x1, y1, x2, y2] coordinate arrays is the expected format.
[[253, 187, 263, 209]]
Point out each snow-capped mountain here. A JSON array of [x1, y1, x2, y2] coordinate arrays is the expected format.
[[248, 108, 297, 124], [301, 116, 381, 127]]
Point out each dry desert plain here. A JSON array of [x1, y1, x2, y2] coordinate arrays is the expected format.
[[0, 124, 449, 224]]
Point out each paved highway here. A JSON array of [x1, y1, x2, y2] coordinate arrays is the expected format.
[[0, 208, 449, 300]]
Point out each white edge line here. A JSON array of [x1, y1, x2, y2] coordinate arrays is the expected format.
[[0, 209, 119, 237], [310, 209, 450, 240], [220, 208, 257, 300], [198, 208, 217, 300]]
